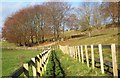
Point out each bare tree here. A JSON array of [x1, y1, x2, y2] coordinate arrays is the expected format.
[[44, 2, 70, 40], [77, 2, 92, 37], [100, 2, 118, 24], [66, 14, 79, 30]]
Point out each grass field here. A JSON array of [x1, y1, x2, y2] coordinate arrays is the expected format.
[[44, 49, 108, 76], [59, 27, 119, 46], [1, 26, 119, 77], [58, 27, 120, 63], [2, 49, 41, 76], [0, 41, 17, 48]]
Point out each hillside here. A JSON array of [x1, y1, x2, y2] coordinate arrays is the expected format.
[[1, 26, 119, 47], [58, 27, 119, 46]]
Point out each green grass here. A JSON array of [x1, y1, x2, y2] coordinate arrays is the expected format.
[[45, 49, 108, 76], [2, 49, 41, 76], [62, 30, 81, 37], [44, 50, 64, 76], [58, 27, 120, 64], [59, 27, 119, 46], [1, 27, 119, 77], [0, 41, 17, 48]]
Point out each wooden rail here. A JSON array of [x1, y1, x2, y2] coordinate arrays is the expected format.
[[8, 48, 51, 77], [59, 44, 120, 76]]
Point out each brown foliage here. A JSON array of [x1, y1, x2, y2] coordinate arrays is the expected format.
[[2, 2, 70, 46]]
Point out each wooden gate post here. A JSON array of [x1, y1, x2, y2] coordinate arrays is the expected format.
[[111, 44, 118, 76], [85, 45, 89, 68], [91, 45, 95, 69], [98, 44, 104, 74], [81, 45, 84, 63]]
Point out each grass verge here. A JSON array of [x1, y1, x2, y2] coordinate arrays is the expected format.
[[44, 49, 108, 76], [2, 49, 41, 76]]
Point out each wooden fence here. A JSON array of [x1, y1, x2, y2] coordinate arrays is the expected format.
[[9, 48, 51, 77], [59, 44, 120, 76]]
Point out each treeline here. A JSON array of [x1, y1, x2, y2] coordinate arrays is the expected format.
[[2, 2, 119, 46], [2, 2, 70, 46]]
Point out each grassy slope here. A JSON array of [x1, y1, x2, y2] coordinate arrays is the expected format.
[[59, 27, 119, 46], [58, 27, 120, 65], [45, 49, 108, 76], [1, 27, 119, 76], [2, 49, 41, 76]]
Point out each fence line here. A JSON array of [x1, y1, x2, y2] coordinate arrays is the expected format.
[[9, 48, 51, 77], [1, 46, 51, 51], [59, 44, 119, 76]]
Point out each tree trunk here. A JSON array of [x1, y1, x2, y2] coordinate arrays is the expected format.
[[31, 36, 34, 43], [53, 28, 56, 40], [118, 2, 120, 23], [35, 34, 38, 43], [56, 28, 59, 40], [41, 35, 44, 43]]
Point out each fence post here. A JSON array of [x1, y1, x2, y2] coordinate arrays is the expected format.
[[42, 53, 45, 74], [98, 44, 104, 74], [69, 47, 71, 57], [72, 46, 75, 59], [67, 45, 69, 55], [31, 58, 37, 77], [91, 45, 95, 69], [44, 52, 47, 72], [66, 45, 68, 54], [74, 46, 76, 59], [111, 44, 118, 76], [75, 46, 78, 60], [46, 50, 50, 65], [81, 45, 84, 63], [36, 55, 40, 77], [85, 45, 89, 68], [23, 63, 29, 77], [72, 46, 74, 58], [39, 54, 42, 76], [42, 51, 47, 74], [77, 46, 81, 62]]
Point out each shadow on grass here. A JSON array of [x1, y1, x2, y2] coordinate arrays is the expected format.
[[91, 34, 105, 37], [51, 50, 65, 77], [54, 50, 65, 76]]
